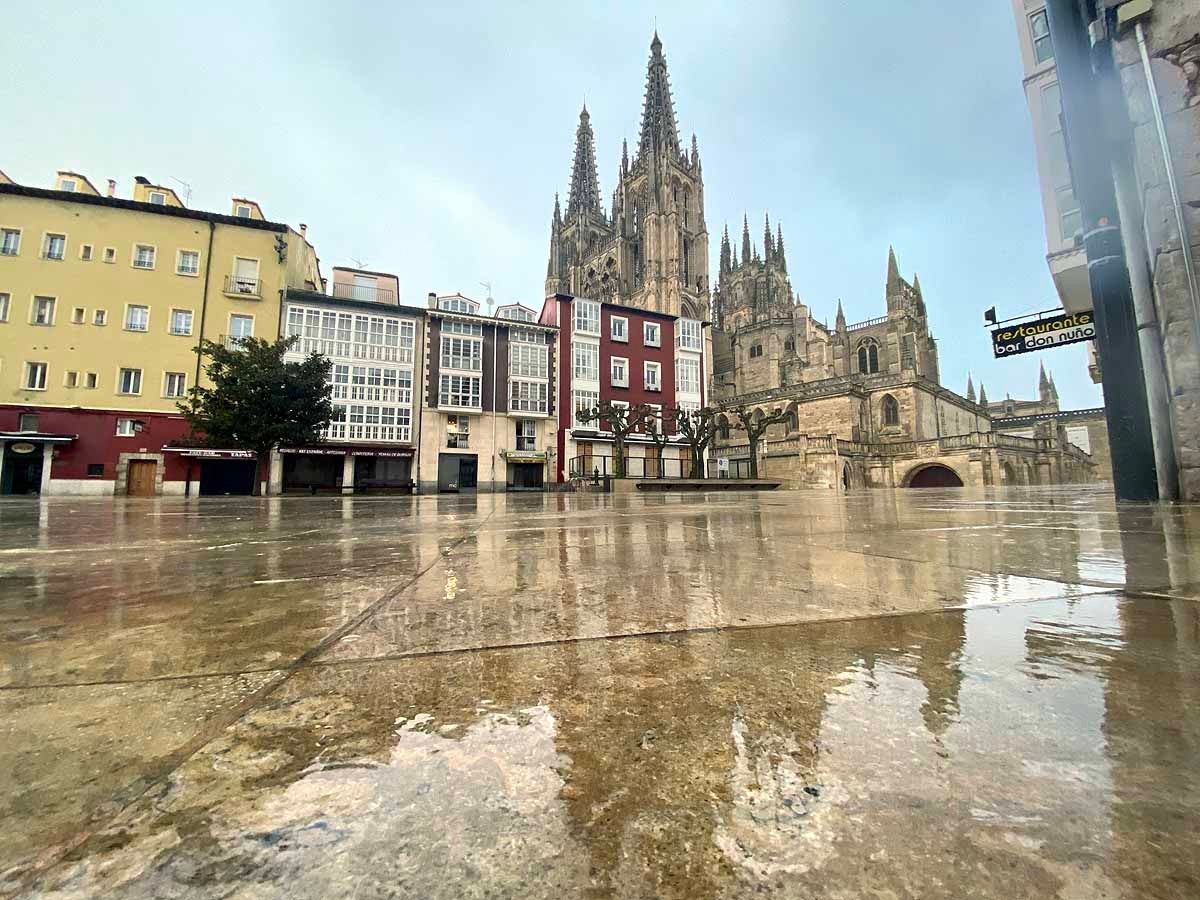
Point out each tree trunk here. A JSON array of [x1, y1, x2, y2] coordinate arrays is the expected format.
[[748, 436, 760, 479], [614, 439, 625, 478], [254, 448, 269, 496]]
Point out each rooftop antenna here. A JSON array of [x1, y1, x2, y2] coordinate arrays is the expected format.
[[168, 176, 192, 207], [350, 257, 370, 269], [480, 281, 494, 316]]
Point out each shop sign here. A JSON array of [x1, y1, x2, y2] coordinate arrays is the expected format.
[[10, 442, 37, 454], [174, 448, 256, 459], [991, 311, 1095, 357], [506, 453, 546, 464], [281, 447, 413, 457]]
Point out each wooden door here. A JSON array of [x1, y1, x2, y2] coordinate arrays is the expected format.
[[645, 446, 662, 478], [679, 447, 693, 479], [127, 460, 157, 496], [576, 441, 593, 478]]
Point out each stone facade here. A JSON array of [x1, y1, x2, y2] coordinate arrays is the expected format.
[[545, 34, 709, 322]]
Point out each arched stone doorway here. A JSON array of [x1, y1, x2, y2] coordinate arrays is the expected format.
[[1002, 461, 1017, 485], [906, 464, 964, 488]]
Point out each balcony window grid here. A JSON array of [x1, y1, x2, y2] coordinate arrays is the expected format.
[[574, 299, 600, 335], [510, 343, 548, 378], [573, 342, 599, 382], [516, 419, 537, 451], [510, 326, 541, 343], [441, 335, 483, 372], [676, 357, 700, 395], [510, 379, 548, 413], [573, 389, 599, 428], [442, 319, 482, 336], [676, 318, 702, 351], [439, 374, 482, 408]]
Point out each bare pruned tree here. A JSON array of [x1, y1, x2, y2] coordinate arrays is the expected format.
[[732, 405, 788, 479], [578, 400, 659, 478], [669, 406, 720, 478]]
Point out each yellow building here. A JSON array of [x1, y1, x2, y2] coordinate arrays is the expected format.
[[0, 169, 322, 495]]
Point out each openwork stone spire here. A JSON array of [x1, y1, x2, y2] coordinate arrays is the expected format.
[[567, 104, 601, 217], [637, 32, 681, 159]]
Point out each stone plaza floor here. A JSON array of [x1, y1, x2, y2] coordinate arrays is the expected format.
[[1, 486, 1199, 898]]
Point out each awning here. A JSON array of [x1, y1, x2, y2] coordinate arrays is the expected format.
[[280, 445, 414, 458], [506, 453, 546, 464], [163, 447, 256, 459], [0, 432, 77, 444]]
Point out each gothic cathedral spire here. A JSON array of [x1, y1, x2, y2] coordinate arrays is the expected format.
[[638, 31, 681, 159], [567, 104, 601, 217], [741, 214, 752, 267]]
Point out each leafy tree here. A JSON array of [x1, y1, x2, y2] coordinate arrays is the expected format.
[[179, 336, 333, 495], [578, 400, 658, 477], [732, 405, 788, 479], [670, 406, 720, 478]]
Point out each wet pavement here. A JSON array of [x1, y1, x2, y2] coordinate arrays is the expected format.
[[1, 486, 1198, 898]]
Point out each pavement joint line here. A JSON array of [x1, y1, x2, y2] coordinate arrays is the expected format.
[[3, 506, 500, 898]]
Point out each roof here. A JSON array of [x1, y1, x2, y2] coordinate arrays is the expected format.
[[0, 183, 288, 232], [284, 287, 426, 317], [332, 266, 399, 280], [549, 292, 680, 323]]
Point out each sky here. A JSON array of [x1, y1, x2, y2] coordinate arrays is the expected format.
[[2, 0, 1101, 408]]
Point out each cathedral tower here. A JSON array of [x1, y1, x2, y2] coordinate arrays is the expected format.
[[545, 33, 709, 320]]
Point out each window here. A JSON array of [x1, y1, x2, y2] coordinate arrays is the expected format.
[[177, 250, 200, 275], [784, 337, 795, 354], [573, 342, 599, 381], [516, 419, 537, 451], [857, 342, 879, 374], [676, 357, 700, 395], [85, 372, 98, 389], [446, 414, 470, 448], [676, 318, 701, 351], [611, 356, 628, 388], [643, 321, 661, 347], [0, 292, 9, 321], [169, 308, 193, 335], [65, 371, 78, 388], [749, 343, 762, 359], [510, 342, 547, 378], [437, 295, 479, 314], [1, 228, 20, 255], [230, 257, 259, 293], [881, 394, 900, 427], [439, 374, 481, 408], [118, 368, 142, 395], [33, 296, 55, 325], [441, 318, 482, 336], [80, 244, 93, 261], [510, 326, 541, 344], [510, 380, 548, 413], [72, 307, 85, 324], [93, 309, 107, 326], [644, 361, 662, 391], [149, 191, 166, 205], [573, 389, 599, 428], [1041, 82, 1081, 241], [164, 372, 187, 398], [1029, 9, 1053, 64], [235, 204, 252, 218], [133, 244, 156, 269], [125, 305, 149, 331], [25, 362, 48, 391], [611, 315, 628, 342], [60, 178, 77, 192], [43, 233, 66, 260], [116, 418, 137, 437], [229, 314, 254, 345], [87, 463, 105, 477], [103, 247, 116, 264], [441, 334, 483, 371], [498, 305, 535, 321], [574, 299, 600, 335], [18, 412, 39, 431]]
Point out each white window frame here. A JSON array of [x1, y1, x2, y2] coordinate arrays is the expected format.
[[643, 321, 661, 348], [0, 228, 21, 256], [32, 296, 56, 326], [675, 357, 701, 396], [509, 341, 548, 379], [573, 341, 599, 382], [0, 292, 9, 322], [116, 417, 137, 437], [235, 204, 252, 218], [510, 379, 549, 414], [176, 249, 200, 276], [124, 304, 150, 332], [59, 178, 77, 192], [439, 373, 482, 409], [118, 368, 143, 395], [676, 318, 702, 351], [574, 298, 600, 335], [93, 309, 107, 326], [80, 243, 94, 262], [71, 306, 86, 324], [1029, 9, 1053, 64], [644, 360, 662, 392], [25, 362, 48, 391], [64, 370, 79, 388], [610, 315, 628, 342], [169, 308, 194, 336], [229, 313, 255, 342], [610, 356, 629, 388], [446, 414, 471, 448], [131, 243, 156, 269], [43, 232, 67, 260], [163, 372, 187, 398], [103, 246, 116, 264], [573, 389, 599, 428], [440, 334, 483, 372], [148, 190, 167, 205], [516, 418, 537, 451]]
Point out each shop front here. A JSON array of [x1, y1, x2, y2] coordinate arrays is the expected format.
[[437, 453, 478, 493], [164, 447, 259, 496], [278, 446, 415, 494], [505, 451, 546, 491], [0, 433, 74, 496]]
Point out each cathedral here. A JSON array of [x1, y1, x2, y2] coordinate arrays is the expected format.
[[545, 33, 709, 321]]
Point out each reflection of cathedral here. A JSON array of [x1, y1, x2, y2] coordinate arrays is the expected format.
[[544, 34, 709, 321]]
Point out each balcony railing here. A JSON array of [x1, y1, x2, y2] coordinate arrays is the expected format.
[[221, 334, 252, 351], [569, 454, 715, 481], [332, 282, 395, 304], [224, 275, 262, 298]]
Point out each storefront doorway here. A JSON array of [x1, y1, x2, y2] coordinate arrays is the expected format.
[[127, 459, 158, 497], [199, 459, 257, 495], [1, 443, 44, 495], [283, 454, 343, 493], [507, 462, 544, 491], [354, 455, 413, 493], [438, 453, 478, 493]]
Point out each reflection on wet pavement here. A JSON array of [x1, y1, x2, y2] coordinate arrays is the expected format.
[[1, 486, 1199, 897]]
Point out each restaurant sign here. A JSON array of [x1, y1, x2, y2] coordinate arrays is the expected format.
[[992, 310, 1095, 358]]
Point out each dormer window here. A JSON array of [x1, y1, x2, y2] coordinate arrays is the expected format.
[[235, 205, 252, 218], [438, 295, 479, 315], [149, 191, 166, 205], [59, 178, 76, 192]]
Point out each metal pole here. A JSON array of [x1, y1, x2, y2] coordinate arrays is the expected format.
[[1043, 0, 1158, 500]]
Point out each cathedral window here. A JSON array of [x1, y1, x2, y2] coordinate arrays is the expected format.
[[857, 340, 880, 374], [784, 337, 795, 354], [749, 343, 763, 359], [717, 416, 731, 440], [881, 394, 899, 427], [682, 238, 690, 283], [870, 344, 879, 373]]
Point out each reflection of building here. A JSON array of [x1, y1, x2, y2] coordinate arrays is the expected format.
[[0, 168, 322, 496], [272, 268, 425, 494], [539, 293, 704, 482], [417, 293, 559, 493], [544, 34, 709, 322]]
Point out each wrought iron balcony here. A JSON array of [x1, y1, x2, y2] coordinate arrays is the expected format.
[[224, 275, 262, 298], [220, 334, 252, 351], [332, 282, 395, 303]]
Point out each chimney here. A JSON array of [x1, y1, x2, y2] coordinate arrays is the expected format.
[[427, 292, 437, 308], [134, 175, 150, 185], [299, 223, 307, 238], [106, 179, 116, 198]]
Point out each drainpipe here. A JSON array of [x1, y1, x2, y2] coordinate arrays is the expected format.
[[490, 320, 499, 493], [194, 221, 216, 389], [413, 313, 427, 494]]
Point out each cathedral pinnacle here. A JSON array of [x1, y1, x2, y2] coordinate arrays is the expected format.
[[978, 383, 988, 406], [966, 374, 976, 404], [741, 214, 752, 267], [566, 103, 601, 218], [763, 213, 773, 264], [638, 32, 680, 159], [553, 192, 561, 224], [887, 245, 900, 287], [776, 224, 786, 273], [836, 299, 846, 331]]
